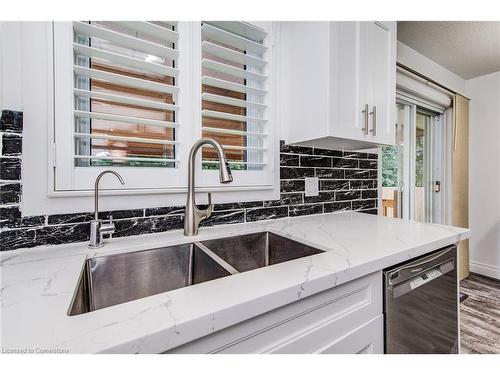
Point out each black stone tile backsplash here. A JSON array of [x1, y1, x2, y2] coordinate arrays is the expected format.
[[0, 110, 23, 133], [343, 151, 377, 159], [335, 190, 362, 201], [264, 193, 303, 207], [213, 201, 263, 211], [35, 223, 90, 246], [0, 228, 36, 250], [359, 159, 378, 170], [350, 180, 377, 190], [152, 215, 184, 233], [362, 189, 378, 199], [0, 109, 379, 251], [0, 157, 22, 180], [332, 157, 358, 169], [2, 134, 22, 156], [299, 155, 332, 168], [279, 143, 313, 155], [320, 179, 350, 191], [280, 180, 305, 193], [324, 201, 351, 213], [280, 166, 315, 179], [280, 153, 300, 166], [304, 191, 335, 204], [47, 212, 95, 225], [0, 182, 22, 204], [200, 210, 245, 227], [289, 203, 323, 217], [315, 168, 344, 179], [313, 148, 342, 157], [144, 206, 184, 217], [98, 209, 144, 220], [345, 169, 371, 179], [352, 199, 377, 211], [246, 206, 289, 222]]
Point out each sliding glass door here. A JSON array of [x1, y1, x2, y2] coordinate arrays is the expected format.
[[381, 103, 410, 219], [414, 110, 445, 223], [382, 101, 445, 223]]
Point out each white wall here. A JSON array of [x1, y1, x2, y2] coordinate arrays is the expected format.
[[0, 22, 278, 216], [0, 22, 187, 215], [397, 41, 466, 95], [466, 71, 500, 279]]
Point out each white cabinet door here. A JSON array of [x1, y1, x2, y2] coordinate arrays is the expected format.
[[316, 314, 384, 354], [280, 22, 331, 145], [359, 21, 396, 146], [331, 22, 365, 143], [279, 21, 396, 149], [168, 272, 383, 354], [333, 21, 395, 147]]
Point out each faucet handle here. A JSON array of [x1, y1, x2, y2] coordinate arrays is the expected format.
[[205, 193, 213, 219], [100, 214, 116, 235]]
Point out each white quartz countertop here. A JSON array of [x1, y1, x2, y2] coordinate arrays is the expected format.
[[0, 212, 470, 353]]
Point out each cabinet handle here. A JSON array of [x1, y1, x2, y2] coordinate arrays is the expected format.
[[361, 104, 369, 135], [369, 105, 377, 136]]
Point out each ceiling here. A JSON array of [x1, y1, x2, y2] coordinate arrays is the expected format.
[[397, 21, 500, 80]]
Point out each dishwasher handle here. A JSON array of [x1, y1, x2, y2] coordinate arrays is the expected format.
[[384, 245, 457, 286], [389, 259, 455, 299], [387, 246, 456, 285]]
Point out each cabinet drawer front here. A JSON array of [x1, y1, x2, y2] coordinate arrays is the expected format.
[[266, 313, 383, 354], [316, 314, 383, 354], [169, 271, 381, 354]]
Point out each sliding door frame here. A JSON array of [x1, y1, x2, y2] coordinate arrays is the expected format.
[[395, 93, 450, 223], [394, 97, 415, 220]]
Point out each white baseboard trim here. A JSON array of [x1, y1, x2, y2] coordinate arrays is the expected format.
[[469, 261, 500, 280]]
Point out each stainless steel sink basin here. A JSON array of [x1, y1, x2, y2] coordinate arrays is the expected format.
[[69, 232, 324, 316], [200, 232, 324, 272], [69, 243, 233, 316]]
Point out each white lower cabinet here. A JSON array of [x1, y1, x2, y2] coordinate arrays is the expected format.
[[315, 315, 383, 354], [168, 271, 383, 354]]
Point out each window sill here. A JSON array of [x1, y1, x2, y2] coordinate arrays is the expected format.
[[48, 184, 276, 198]]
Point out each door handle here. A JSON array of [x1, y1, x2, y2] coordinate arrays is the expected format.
[[369, 106, 377, 136], [361, 104, 369, 135], [434, 181, 441, 193]]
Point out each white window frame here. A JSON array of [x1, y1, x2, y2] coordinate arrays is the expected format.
[[50, 21, 278, 196], [193, 21, 277, 190]]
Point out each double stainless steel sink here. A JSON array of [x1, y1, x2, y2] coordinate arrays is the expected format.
[[69, 232, 324, 316]]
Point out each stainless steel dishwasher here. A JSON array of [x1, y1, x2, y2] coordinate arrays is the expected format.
[[383, 245, 458, 354]]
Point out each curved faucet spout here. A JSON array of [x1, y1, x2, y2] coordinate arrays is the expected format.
[[185, 138, 233, 236], [188, 138, 233, 184], [89, 170, 125, 249], [94, 170, 125, 220]]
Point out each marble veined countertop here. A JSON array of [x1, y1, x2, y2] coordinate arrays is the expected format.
[[0, 212, 470, 353]]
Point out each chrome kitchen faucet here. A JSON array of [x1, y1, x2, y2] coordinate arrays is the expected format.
[[184, 138, 233, 236], [89, 170, 125, 249]]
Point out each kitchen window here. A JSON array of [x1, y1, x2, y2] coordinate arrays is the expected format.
[[196, 21, 276, 188], [72, 21, 178, 168], [52, 21, 276, 193]]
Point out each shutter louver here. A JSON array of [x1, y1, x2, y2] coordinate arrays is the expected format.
[[200, 21, 268, 170], [72, 21, 179, 167]]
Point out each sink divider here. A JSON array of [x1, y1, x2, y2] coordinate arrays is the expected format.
[[195, 242, 240, 275]]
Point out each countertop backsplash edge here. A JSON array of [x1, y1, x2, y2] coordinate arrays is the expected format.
[[0, 109, 379, 251]]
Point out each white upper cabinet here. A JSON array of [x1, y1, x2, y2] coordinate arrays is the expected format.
[[280, 21, 396, 150], [359, 22, 396, 146]]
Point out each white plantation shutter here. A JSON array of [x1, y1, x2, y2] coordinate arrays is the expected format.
[[53, 21, 190, 191], [199, 21, 274, 187], [53, 21, 275, 193], [72, 21, 180, 167]]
